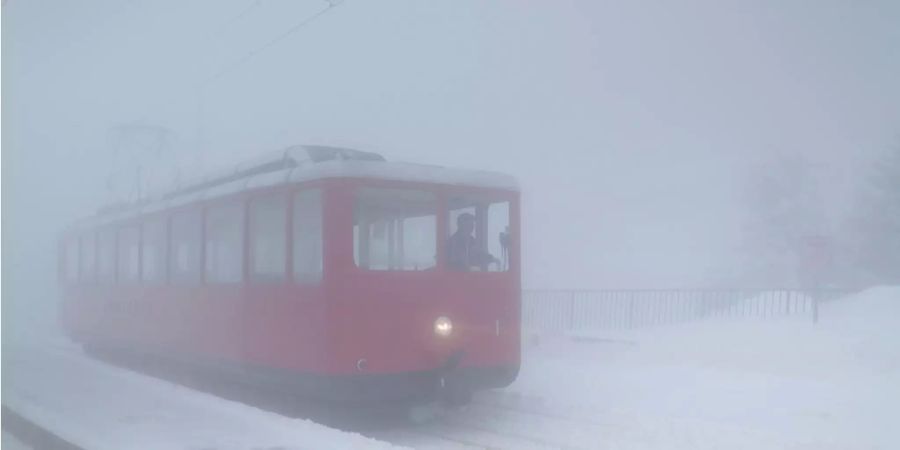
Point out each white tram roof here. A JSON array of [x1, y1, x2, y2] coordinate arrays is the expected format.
[[73, 145, 518, 231]]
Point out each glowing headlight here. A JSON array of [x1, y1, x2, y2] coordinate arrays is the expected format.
[[434, 316, 453, 337]]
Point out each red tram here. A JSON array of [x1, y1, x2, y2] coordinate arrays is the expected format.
[[59, 146, 520, 405]]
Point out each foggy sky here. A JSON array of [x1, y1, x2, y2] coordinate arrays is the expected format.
[[3, 0, 899, 306]]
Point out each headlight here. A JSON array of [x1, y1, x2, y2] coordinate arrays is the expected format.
[[434, 316, 453, 337]]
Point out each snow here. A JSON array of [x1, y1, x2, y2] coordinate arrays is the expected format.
[[1, 432, 32, 450], [1, 337, 405, 450], [3, 287, 896, 449], [504, 286, 900, 449]]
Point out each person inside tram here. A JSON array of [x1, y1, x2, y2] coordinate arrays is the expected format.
[[447, 212, 499, 271]]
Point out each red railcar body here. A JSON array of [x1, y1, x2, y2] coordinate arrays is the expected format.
[[59, 146, 520, 403]]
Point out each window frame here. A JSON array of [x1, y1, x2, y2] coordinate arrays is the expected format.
[[352, 187, 439, 272], [168, 207, 204, 285], [445, 195, 511, 273], [292, 187, 324, 284], [64, 236, 80, 284], [345, 182, 517, 275], [117, 223, 142, 284], [248, 191, 289, 284], [97, 226, 118, 284], [79, 231, 97, 283], [203, 199, 246, 285], [141, 214, 168, 285]]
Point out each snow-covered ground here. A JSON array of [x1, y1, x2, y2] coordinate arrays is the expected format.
[[500, 286, 899, 449], [3, 287, 897, 449], [2, 337, 404, 450]]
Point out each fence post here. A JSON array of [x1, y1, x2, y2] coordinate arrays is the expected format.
[[568, 291, 576, 331], [628, 292, 635, 329], [811, 291, 819, 325]]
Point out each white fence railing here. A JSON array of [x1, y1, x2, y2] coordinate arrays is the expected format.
[[522, 289, 853, 333]]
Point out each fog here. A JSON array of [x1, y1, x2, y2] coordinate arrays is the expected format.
[[6, 0, 897, 294], [3, 1, 900, 449]]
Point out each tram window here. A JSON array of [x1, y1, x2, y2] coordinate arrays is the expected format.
[[354, 188, 437, 271], [170, 210, 202, 284], [97, 229, 117, 283], [487, 202, 511, 271], [80, 233, 96, 282], [117, 225, 141, 284], [142, 218, 167, 284], [293, 189, 323, 283], [250, 193, 287, 282], [206, 202, 244, 284], [65, 238, 79, 283], [447, 196, 511, 272]]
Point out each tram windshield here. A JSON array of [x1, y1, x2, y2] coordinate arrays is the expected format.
[[353, 187, 512, 272], [447, 195, 511, 272], [354, 188, 439, 271]]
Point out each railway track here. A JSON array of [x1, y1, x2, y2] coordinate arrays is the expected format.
[[372, 421, 578, 450], [367, 394, 609, 450], [471, 393, 618, 433]]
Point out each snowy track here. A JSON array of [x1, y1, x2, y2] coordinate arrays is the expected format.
[[366, 393, 615, 450], [373, 409, 588, 450]]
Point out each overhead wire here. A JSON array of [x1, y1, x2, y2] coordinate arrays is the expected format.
[[202, 0, 344, 86], [209, 0, 264, 38]]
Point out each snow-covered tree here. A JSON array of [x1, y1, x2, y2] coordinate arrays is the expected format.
[[738, 154, 830, 287], [851, 145, 900, 285]]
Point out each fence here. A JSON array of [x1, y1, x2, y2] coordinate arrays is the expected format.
[[522, 289, 853, 334]]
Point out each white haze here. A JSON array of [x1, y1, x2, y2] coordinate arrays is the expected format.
[[3, 1, 899, 322]]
